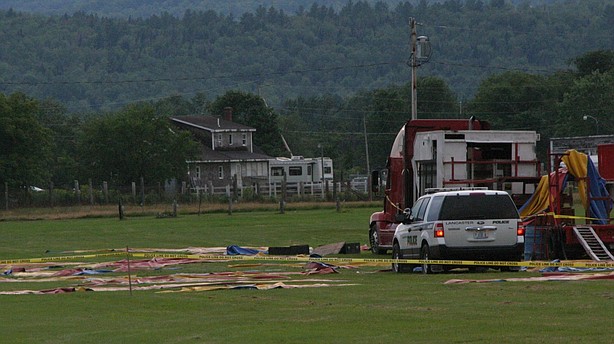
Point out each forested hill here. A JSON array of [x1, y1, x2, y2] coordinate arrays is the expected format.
[[0, 0, 611, 113], [0, 1, 444, 17], [0, 0, 568, 18], [5, 0, 374, 18]]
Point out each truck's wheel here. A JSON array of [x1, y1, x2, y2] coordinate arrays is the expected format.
[[392, 243, 410, 273], [420, 244, 433, 274], [369, 226, 387, 255]]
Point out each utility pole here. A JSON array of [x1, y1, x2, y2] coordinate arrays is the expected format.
[[363, 115, 372, 201], [410, 18, 418, 120]]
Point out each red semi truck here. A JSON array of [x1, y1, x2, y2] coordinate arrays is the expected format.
[[368, 118, 542, 254]]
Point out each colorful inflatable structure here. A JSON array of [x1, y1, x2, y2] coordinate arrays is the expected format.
[[519, 150, 614, 261]]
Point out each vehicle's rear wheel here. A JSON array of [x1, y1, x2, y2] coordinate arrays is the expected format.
[[392, 243, 410, 273], [369, 225, 387, 255], [420, 244, 432, 274]]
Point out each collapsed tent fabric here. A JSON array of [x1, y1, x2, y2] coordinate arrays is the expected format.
[[519, 150, 612, 223]]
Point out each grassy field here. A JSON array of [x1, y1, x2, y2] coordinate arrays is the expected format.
[[0, 205, 612, 343]]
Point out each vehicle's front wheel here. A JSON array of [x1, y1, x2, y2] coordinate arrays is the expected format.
[[392, 243, 410, 273], [420, 244, 433, 274], [369, 225, 387, 255]]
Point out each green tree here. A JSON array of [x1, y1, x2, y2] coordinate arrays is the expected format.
[[152, 94, 203, 117], [77, 103, 199, 186], [37, 98, 82, 188], [0, 92, 53, 188], [361, 85, 410, 171], [279, 94, 346, 164], [416, 76, 459, 117], [467, 71, 555, 130], [554, 50, 614, 136], [208, 90, 284, 156], [572, 50, 614, 77], [555, 70, 614, 137]]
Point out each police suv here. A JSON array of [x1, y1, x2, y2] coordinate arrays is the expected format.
[[391, 188, 524, 273]]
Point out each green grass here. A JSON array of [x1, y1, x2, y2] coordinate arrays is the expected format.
[[0, 207, 612, 343]]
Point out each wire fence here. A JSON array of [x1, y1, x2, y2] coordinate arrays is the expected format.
[[2, 179, 372, 210]]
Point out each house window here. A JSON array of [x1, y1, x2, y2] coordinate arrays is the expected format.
[[307, 166, 312, 176], [195, 166, 201, 179], [289, 166, 302, 176], [229, 134, 233, 145], [242, 133, 247, 146], [271, 167, 284, 176], [217, 134, 222, 147], [218, 166, 224, 179], [324, 166, 332, 174]]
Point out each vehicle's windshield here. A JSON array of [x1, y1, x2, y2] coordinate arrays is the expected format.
[[438, 194, 519, 220]]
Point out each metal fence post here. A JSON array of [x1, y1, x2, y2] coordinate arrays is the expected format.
[[89, 178, 94, 206], [103, 181, 108, 204], [140, 177, 145, 206], [74, 180, 81, 205], [48, 181, 54, 207], [4, 182, 8, 211], [131, 182, 136, 204]]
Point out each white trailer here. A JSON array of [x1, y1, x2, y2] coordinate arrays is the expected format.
[[411, 130, 541, 198], [268, 156, 333, 184]]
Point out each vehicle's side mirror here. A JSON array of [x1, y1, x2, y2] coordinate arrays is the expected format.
[[371, 170, 380, 193], [396, 208, 412, 224]]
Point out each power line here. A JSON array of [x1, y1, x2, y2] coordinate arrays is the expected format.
[[0, 61, 403, 87], [284, 130, 398, 135], [0, 56, 586, 115], [433, 60, 561, 74], [0, 57, 571, 90]]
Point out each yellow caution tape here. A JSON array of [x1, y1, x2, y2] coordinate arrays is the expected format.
[[385, 195, 405, 212], [0, 252, 126, 265], [3, 252, 612, 269], [527, 212, 608, 222]]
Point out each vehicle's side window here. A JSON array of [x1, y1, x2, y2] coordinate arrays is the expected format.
[[426, 196, 444, 221], [410, 198, 424, 221], [415, 197, 430, 222]]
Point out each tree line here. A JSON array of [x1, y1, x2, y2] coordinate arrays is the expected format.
[[2, 50, 613, 197], [0, 1, 611, 112]]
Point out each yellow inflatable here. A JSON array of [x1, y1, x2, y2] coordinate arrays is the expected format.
[[519, 150, 592, 219]]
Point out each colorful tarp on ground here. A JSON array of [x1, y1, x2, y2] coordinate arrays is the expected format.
[[0, 255, 353, 294], [444, 271, 614, 284], [2, 247, 613, 294], [519, 149, 613, 223]]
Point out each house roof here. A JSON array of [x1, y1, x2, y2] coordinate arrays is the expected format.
[[188, 145, 272, 163], [171, 115, 256, 133]]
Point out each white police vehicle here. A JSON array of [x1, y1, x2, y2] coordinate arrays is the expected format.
[[391, 188, 524, 273]]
